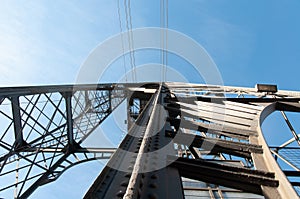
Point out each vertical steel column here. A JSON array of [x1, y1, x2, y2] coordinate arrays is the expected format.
[[11, 96, 24, 149], [109, 89, 112, 113], [63, 92, 74, 149]]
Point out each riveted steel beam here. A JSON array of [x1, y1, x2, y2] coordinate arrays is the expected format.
[[2, 82, 300, 198], [170, 157, 278, 195]]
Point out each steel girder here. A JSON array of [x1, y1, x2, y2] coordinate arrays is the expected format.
[[167, 82, 300, 198], [1, 82, 300, 198], [85, 82, 300, 199], [85, 84, 183, 199]]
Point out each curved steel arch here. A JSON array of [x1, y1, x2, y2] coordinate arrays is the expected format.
[[251, 102, 300, 198], [36, 148, 116, 185], [0, 83, 128, 198]]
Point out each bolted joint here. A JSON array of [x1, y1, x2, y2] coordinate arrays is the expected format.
[[63, 141, 82, 154]]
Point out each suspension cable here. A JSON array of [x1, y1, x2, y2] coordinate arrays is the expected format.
[[117, 0, 128, 82], [128, 0, 137, 82], [165, 0, 168, 82], [124, 0, 136, 82], [124, 0, 134, 82], [160, 0, 168, 82], [160, 0, 165, 82]]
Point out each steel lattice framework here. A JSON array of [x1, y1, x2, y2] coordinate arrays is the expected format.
[[1, 82, 300, 198], [0, 84, 127, 198]]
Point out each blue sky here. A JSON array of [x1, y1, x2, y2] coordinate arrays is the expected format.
[[1, 0, 300, 198]]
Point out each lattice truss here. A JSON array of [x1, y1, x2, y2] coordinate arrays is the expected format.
[[0, 84, 125, 198], [2, 82, 300, 199]]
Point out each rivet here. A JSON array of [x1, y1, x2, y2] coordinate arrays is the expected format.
[[149, 183, 157, 188], [116, 190, 125, 197], [151, 174, 158, 179]]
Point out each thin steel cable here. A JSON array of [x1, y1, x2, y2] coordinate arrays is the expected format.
[[160, 0, 165, 82], [124, 0, 135, 82], [280, 111, 300, 146], [160, 0, 168, 82], [117, 0, 128, 82], [279, 148, 300, 169], [128, 0, 137, 82], [165, 0, 168, 82]]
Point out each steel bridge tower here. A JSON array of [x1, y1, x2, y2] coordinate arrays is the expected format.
[[0, 82, 300, 198]]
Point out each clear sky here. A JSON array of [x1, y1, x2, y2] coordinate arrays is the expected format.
[[1, 0, 300, 198]]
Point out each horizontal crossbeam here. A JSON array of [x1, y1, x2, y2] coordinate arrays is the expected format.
[[170, 157, 278, 195]]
